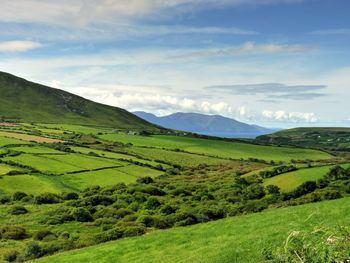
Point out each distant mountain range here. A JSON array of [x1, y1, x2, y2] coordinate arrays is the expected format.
[[133, 111, 276, 138]]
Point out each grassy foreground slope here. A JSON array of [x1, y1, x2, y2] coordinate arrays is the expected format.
[[36, 198, 350, 263], [0, 71, 157, 130]]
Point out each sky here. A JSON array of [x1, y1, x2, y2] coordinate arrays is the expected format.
[[0, 0, 349, 128]]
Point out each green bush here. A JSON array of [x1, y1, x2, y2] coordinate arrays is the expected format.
[[144, 197, 161, 210], [34, 193, 61, 204], [0, 226, 28, 240], [61, 192, 79, 200], [3, 250, 18, 262], [12, 191, 27, 201], [34, 229, 56, 241], [9, 205, 28, 215], [23, 242, 42, 260], [71, 208, 93, 222]]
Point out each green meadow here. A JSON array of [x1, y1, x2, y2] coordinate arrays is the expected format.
[[35, 198, 350, 263], [99, 133, 332, 162], [264, 164, 350, 191]]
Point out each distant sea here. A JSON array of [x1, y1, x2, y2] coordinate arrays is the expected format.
[[194, 132, 269, 139]]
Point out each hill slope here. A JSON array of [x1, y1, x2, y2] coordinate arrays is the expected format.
[[36, 198, 350, 263], [134, 111, 274, 138], [0, 72, 157, 130], [257, 127, 350, 151]]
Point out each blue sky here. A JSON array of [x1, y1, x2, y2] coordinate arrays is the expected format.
[[0, 0, 349, 128]]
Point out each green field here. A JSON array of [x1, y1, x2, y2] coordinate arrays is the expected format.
[[126, 147, 232, 167], [9, 146, 63, 154], [100, 134, 332, 162], [71, 147, 167, 168], [0, 164, 19, 175], [3, 153, 124, 174], [59, 167, 161, 191], [35, 197, 350, 263], [0, 136, 31, 147], [0, 175, 60, 195], [264, 164, 350, 191]]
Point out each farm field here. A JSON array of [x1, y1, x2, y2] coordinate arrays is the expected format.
[[3, 153, 124, 174], [126, 147, 233, 167], [57, 165, 162, 191], [36, 197, 350, 263], [9, 146, 63, 154], [71, 146, 167, 168], [0, 135, 31, 147], [264, 164, 350, 191], [0, 174, 61, 195], [99, 133, 332, 162], [0, 131, 62, 143]]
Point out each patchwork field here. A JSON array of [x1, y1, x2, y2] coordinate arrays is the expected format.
[[99, 134, 332, 162], [36, 197, 350, 263], [0, 131, 61, 143], [264, 164, 350, 191]]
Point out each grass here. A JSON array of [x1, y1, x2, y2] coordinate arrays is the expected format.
[[35, 197, 350, 263], [0, 131, 62, 143], [0, 163, 19, 175], [3, 153, 124, 174], [0, 174, 60, 195], [264, 164, 350, 191], [0, 135, 31, 147], [59, 168, 142, 190], [100, 134, 332, 162], [126, 147, 232, 167], [9, 146, 63, 154], [0, 71, 158, 130], [71, 146, 166, 168]]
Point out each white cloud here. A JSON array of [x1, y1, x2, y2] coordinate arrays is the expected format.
[[0, 40, 42, 52], [262, 110, 318, 123], [309, 28, 350, 35], [173, 42, 311, 58], [0, 0, 303, 27]]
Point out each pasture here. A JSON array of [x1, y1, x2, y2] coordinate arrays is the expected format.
[[264, 164, 350, 191], [99, 134, 332, 162], [35, 197, 350, 263]]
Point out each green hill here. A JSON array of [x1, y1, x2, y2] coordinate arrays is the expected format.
[[256, 127, 350, 151], [0, 71, 157, 130], [35, 198, 350, 263]]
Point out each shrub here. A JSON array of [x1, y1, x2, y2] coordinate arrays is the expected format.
[[144, 197, 161, 210], [23, 242, 42, 260], [12, 191, 27, 201], [136, 176, 154, 184], [71, 208, 93, 222], [61, 192, 79, 200], [0, 226, 28, 240], [34, 230, 56, 241], [9, 205, 28, 215], [266, 185, 280, 195], [34, 193, 61, 204], [3, 250, 18, 262], [94, 228, 124, 244], [0, 195, 11, 204]]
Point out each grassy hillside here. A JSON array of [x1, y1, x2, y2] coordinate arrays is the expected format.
[[257, 127, 350, 151], [35, 198, 350, 263], [99, 133, 332, 162], [0, 72, 157, 130]]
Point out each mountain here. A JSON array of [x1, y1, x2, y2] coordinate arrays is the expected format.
[[133, 111, 274, 138], [0, 71, 158, 130]]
